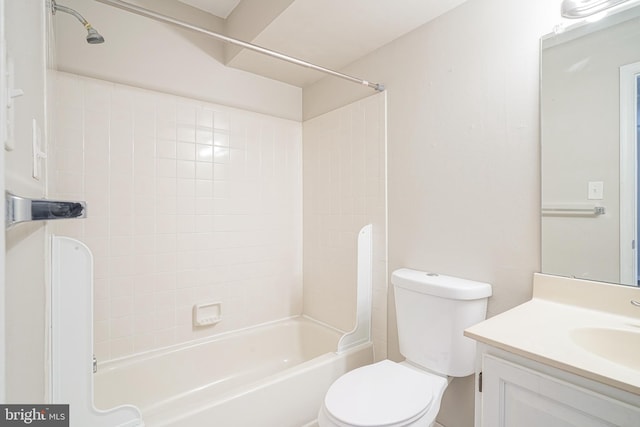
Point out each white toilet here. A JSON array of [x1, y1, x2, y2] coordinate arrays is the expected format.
[[318, 268, 492, 427]]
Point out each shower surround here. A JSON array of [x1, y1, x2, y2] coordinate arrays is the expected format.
[[50, 72, 302, 362], [49, 70, 386, 424], [51, 70, 387, 369]]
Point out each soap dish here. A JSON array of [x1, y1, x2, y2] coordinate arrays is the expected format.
[[192, 302, 222, 327]]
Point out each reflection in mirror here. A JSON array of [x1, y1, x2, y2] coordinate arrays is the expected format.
[[541, 4, 640, 287]]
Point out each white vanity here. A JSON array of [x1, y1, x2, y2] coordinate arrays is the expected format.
[[465, 273, 640, 427]]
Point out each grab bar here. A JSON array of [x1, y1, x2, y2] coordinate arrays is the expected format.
[[541, 205, 606, 216], [6, 192, 87, 228]]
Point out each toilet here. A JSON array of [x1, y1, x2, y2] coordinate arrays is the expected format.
[[318, 268, 492, 427]]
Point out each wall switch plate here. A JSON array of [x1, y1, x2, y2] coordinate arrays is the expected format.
[[588, 181, 604, 200]]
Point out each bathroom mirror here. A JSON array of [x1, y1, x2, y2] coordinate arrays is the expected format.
[[541, 3, 640, 286]]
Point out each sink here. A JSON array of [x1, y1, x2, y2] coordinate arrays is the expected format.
[[570, 327, 640, 370]]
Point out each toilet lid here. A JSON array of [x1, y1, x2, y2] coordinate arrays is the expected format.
[[324, 360, 434, 427]]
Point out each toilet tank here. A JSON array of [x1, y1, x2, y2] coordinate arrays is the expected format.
[[392, 268, 492, 377]]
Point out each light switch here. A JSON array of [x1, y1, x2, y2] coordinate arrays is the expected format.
[[588, 181, 604, 200]]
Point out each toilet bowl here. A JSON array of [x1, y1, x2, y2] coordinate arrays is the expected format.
[[318, 360, 448, 427], [318, 269, 492, 427]]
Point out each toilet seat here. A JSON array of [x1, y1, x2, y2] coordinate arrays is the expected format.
[[321, 360, 444, 427]]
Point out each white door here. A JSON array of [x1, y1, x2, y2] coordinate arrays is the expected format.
[[619, 61, 640, 286], [0, 0, 6, 403], [3, 0, 49, 401]]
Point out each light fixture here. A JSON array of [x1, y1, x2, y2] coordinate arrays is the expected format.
[[561, 0, 631, 18]]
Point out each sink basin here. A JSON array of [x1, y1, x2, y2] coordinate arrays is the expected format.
[[570, 327, 640, 370]]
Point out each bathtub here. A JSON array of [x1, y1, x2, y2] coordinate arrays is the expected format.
[[94, 316, 373, 427]]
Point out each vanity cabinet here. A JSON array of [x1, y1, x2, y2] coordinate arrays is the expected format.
[[476, 346, 640, 427]]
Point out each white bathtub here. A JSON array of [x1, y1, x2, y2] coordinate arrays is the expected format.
[[94, 316, 373, 427]]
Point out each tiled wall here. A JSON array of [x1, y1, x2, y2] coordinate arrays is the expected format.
[[51, 72, 302, 362], [302, 93, 387, 360]]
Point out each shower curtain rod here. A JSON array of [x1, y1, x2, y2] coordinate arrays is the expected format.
[[93, 0, 385, 92]]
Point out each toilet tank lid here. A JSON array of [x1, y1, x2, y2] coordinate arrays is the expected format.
[[392, 268, 492, 300]]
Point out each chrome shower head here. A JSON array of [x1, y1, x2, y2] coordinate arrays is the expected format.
[[86, 27, 105, 44], [52, 0, 105, 44]]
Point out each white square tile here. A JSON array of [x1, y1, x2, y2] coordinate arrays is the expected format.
[[134, 254, 156, 275], [213, 111, 230, 130], [133, 333, 156, 353], [156, 273, 177, 291], [134, 176, 155, 197], [134, 236, 156, 255], [94, 299, 109, 321], [56, 74, 83, 107], [157, 178, 177, 196], [110, 337, 134, 359], [133, 291, 155, 313], [176, 160, 195, 179], [110, 255, 136, 277], [110, 198, 134, 220], [153, 327, 176, 348], [177, 125, 196, 143], [195, 180, 213, 198], [176, 179, 195, 197], [197, 108, 214, 128], [84, 80, 112, 113], [213, 131, 229, 147], [157, 158, 176, 178], [196, 162, 213, 180], [94, 320, 109, 343], [156, 215, 177, 234], [177, 142, 196, 161], [196, 144, 213, 162], [110, 316, 133, 339], [196, 129, 214, 145], [111, 297, 134, 318], [177, 104, 197, 125], [156, 139, 176, 159], [176, 215, 197, 233], [134, 314, 157, 334]]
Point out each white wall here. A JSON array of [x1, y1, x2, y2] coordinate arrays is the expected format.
[[303, 92, 387, 360], [4, 0, 49, 402], [304, 1, 558, 426], [54, 0, 302, 121], [51, 72, 302, 362]]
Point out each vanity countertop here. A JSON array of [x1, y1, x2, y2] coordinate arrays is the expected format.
[[464, 273, 640, 395]]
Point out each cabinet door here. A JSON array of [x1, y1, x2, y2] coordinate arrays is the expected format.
[[482, 355, 640, 427]]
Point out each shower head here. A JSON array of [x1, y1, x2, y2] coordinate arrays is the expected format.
[[51, 0, 105, 44], [86, 27, 105, 44]]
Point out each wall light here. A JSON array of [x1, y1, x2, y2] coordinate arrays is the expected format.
[[561, 0, 631, 18]]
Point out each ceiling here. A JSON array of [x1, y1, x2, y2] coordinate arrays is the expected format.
[[177, 0, 242, 19], [176, 0, 470, 87]]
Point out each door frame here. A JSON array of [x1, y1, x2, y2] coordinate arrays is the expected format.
[[0, 0, 6, 402], [619, 61, 640, 286]]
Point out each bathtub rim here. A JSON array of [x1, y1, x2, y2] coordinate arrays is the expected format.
[[143, 341, 374, 426], [96, 314, 347, 372]]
